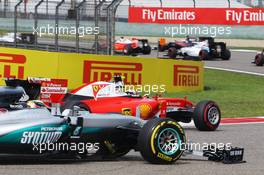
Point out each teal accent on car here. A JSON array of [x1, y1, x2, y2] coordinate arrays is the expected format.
[[0, 124, 70, 144], [82, 127, 103, 134], [157, 128, 181, 156]]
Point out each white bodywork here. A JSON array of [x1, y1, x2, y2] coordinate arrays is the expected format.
[[0, 33, 20, 43], [73, 81, 136, 99], [180, 41, 210, 57], [115, 38, 133, 44]]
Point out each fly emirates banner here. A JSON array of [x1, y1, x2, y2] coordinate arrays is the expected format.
[[128, 7, 264, 25]]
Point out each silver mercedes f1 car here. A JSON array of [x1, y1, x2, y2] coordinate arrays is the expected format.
[[0, 83, 245, 164]]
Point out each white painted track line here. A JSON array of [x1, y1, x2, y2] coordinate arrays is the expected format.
[[205, 66, 264, 76]]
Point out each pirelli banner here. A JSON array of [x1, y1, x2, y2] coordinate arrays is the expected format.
[[0, 47, 204, 92]]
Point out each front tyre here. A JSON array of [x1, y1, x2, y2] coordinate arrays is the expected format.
[[138, 118, 186, 164], [193, 100, 221, 131], [168, 47, 177, 59], [142, 45, 151, 55], [199, 50, 209, 60], [222, 49, 231, 60], [123, 45, 133, 55], [255, 54, 264, 66]]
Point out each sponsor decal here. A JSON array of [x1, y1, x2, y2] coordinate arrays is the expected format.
[[83, 61, 142, 85], [40, 79, 68, 103], [157, 152, 173, 161], [41, 87, 67, 94], [19, 91, 30, 102], [167, 102, 181, 106], [122, 108, 132, 116], [20, 131, 62, 144], [129, 7, 264, 25], [139, 103, 152, 118], [0, 53, 26, 79], [91, 84, 110, 99], [174, 65, 199, 87]]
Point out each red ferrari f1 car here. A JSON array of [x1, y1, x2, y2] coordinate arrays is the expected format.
[[5, 77, 221, 131], [114, 37, 152, 56], [52, 77, 221, 132]]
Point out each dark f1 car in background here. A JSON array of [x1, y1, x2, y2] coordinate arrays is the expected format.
[[159, 37, 231, 60], [0, 83, 245, 164], [114, 37, 152, 56], [253, 49, 264, 66]]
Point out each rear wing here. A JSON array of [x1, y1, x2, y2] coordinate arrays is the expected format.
[[5, 78, 68, 104], [5, 78, 43, 100]]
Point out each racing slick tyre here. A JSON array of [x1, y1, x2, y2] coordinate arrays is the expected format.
[[193, 100, 221, 131], [255, 54, 264, 66], [199, 50, 209, 60], [158, 45, 166, 52], [123, 45, 133, 55], [138, 118, 186, 164], [142, 45, 152, 55], [168, 47, 177, 59], [222, 49, 231, 60]]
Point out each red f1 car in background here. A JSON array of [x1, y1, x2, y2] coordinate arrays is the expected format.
[[114, 37, 152, 56], [253, 49, 264, 66]]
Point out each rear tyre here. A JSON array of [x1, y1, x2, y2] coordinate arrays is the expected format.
[[158, 45, 166, 52], [193, 100, 221, 131], [168, 47, 177, 59], [199, 50, 209, 60], [222, 49, 231, 60], [138, 118, 186, 164], [142, 45, 151, 55], [255, 54, 264, 66], [123, 45, 133, 55]]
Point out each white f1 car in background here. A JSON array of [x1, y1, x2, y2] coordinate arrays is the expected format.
[[180, 40, 210, 59], [0, 32, 35, 44], [0, 33, 20, 43], [167, 37, 231, 61]]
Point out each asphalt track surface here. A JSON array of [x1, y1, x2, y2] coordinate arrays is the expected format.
[[144, 50, 264, 75], [205, 51, 264, 75], [37, 38, 263, 75], [0, 123, 263, 175]]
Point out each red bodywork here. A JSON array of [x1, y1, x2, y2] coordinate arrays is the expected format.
[[114, 38, 139, 52], [51, 82, 194, 120]]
